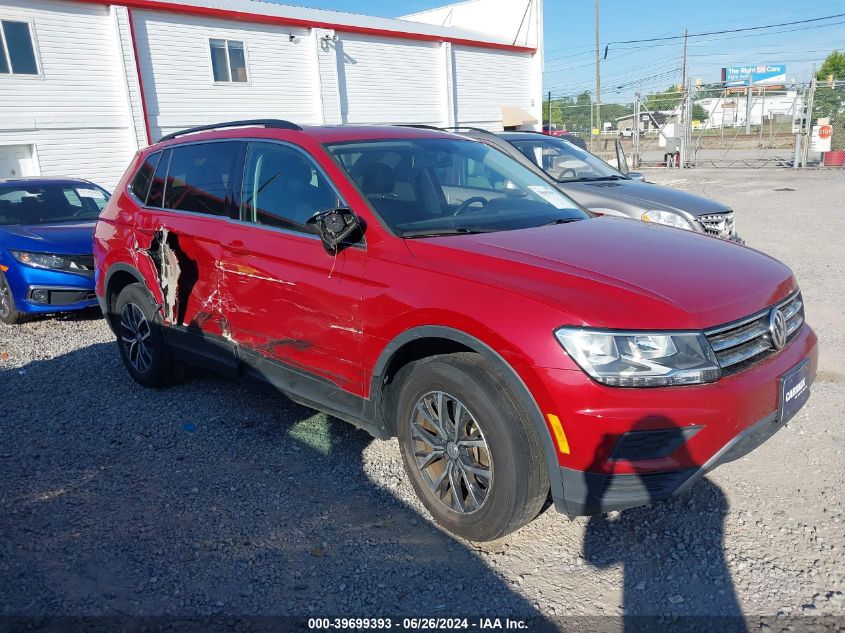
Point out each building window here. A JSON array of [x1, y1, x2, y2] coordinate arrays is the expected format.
[[209, 38, 247, 83], [0, 19, 39, 75]]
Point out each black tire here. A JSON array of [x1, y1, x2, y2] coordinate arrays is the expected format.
[[395, 352, 549, 541], [114, 283, 182, 387], [0, 272, 29, 325]]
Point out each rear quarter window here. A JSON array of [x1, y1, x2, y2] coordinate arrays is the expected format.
[[130, 152, 162, 204]]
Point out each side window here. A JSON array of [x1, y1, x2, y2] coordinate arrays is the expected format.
[[0, 20, 39, 76], [164, 142, 239, 216], [129, 152, 161, 203], [241, 142, 339, 233], [209, 38, 247, 83], [146, 149, 170, 208]]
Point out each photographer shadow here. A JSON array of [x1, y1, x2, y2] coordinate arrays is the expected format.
[[581, 416, 745, 632]]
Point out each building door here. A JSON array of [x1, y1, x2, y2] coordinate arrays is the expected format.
[[0, 145, 38, 178]]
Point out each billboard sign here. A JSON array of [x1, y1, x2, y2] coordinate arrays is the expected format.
[[723, 64, 787, 87]]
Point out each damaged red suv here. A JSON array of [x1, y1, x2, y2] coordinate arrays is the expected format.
[[94, 120, 817, 541]]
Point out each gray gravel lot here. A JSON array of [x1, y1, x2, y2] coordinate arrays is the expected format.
[[0, 167, 843, 626]]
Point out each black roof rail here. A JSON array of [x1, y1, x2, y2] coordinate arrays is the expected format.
[[158, 119, 302, 143], [442, 126, 497, 135], [397, 124, 446, 131]]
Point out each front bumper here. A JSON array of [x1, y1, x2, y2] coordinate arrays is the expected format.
[[559, 408, 786, 515], [527, 324, 818, 516], [4, 263, 96, 314]]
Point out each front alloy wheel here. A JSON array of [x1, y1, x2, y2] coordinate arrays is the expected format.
[[411, 390, 492, 514], [396, 353, 549, 541]]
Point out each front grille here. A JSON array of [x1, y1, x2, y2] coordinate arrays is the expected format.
[[705, 292, 804, 375], [68, 255, 95, 277], [698, 212, 735, 239]]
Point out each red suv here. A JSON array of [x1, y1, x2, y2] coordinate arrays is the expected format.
[[94, 120, 817, 541]]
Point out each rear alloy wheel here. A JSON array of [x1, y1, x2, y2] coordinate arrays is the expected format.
[[114, 283, 182, 387], [120, 302, 154, 375], [396, 353, 549, 541], [0, 273, 29, 325]]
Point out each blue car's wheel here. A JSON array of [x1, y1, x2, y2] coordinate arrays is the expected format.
[[0, 272, 28, 325]]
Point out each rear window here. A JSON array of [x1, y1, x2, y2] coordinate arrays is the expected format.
[[163, 142, 239, 216], [129, 151, 162, 204], [0, 183, 110, 225]]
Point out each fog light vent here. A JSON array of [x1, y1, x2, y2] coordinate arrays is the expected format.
[[31, 289, 50, 304]]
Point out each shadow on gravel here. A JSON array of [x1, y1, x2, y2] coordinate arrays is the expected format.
[[582, 417, 744, 632], [0, 342, 552, 624]]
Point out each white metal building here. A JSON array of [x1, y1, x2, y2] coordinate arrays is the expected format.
[[0, 0, 543, 189]]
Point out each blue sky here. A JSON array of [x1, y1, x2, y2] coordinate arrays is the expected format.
[[278, 0, 845, 102]]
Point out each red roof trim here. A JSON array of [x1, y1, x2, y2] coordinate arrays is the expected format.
[[86, 0, 536, 53]]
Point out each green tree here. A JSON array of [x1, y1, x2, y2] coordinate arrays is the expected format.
[[642, 85, 709, 121], [692, 103, 709, 122], [643, 85, 684, 113], [816, 50, 845, 82]]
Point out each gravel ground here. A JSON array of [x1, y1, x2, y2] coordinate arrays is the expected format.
[[1, 168, 843, 627]]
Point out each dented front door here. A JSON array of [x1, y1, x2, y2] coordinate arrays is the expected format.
[[220, 225, 367, 395], [220, 140, 367, 396]]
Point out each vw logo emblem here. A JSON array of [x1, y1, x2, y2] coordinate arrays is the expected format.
[[769, 308, 788, 350]]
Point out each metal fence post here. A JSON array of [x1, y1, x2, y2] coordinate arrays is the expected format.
[[633, 91, 641, 169], [802, 78, 816, 168]]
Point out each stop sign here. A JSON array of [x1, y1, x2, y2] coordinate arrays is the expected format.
[[819, 125, 833, 139]]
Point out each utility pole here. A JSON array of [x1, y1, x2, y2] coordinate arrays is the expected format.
[[594, 0, 601, 135], [547, 90, 551, 129], [680, 29, 689, 168]]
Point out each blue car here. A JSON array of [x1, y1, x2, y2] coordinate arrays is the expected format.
[[0, 177, 110, 324]]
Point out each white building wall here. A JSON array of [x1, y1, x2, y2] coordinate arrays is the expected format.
[[0, 0, 543, 186], [452, 47, 535, 130], [113, 6, 147, 146], [336, 34, 445, 125], [402, 0, 543, 130], [696, 93, 802, 129], [0, 0, 138, 189], [132, 10, 319, 140], [401, 0, 540, 48]]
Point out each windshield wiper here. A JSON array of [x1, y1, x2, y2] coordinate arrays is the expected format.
[[541, 217, 582, 226], [401, 227, 497, 238], [566, 175, 626, 182]]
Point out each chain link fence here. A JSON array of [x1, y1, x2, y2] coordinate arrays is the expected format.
[[545, 80, 845, 169]]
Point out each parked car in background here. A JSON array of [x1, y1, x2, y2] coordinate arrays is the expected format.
[[619, 127, 634, 137], [542, 124, 568, 138], [454, 128, 742, 242], [0, 178, 107, 324], [95, 121, 814, 541]]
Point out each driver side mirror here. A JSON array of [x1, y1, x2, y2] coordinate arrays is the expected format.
[[308, 207, 361, 252], [627, 172, 645, 182]]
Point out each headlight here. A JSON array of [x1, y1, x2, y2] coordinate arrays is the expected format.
[[555, 327, 720, 387], [10, 250, 72, 271], [641, 210, 693, 230]]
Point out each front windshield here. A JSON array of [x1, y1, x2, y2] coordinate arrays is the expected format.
[[0, 183, 110, 225], [325, 138, 588, 237], [508, 136, 626, 182]]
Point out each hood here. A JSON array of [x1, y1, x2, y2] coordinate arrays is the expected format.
[[561, 179, 731, 217], [405, 217, 795, 330], [0, 222, 96, 255]]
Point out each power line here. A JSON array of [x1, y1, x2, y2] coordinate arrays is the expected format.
[[607, 12, 845, 47]]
